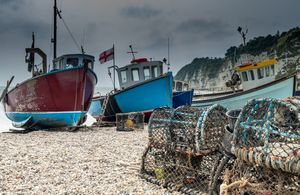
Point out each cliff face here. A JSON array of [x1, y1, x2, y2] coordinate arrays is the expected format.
[[175, 27, 300, 92]]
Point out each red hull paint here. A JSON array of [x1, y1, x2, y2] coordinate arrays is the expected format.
[[4, 66, 97, 113]]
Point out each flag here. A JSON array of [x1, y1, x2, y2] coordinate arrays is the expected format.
[[99, 47, 114, 64]]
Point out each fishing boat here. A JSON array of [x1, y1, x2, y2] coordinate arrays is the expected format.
[[88, 65, 194, 121], [2, 0, 97, 129], [192, 57, 296, 109], [106, 59, 172, 121], [172, 80, 194, 108], [88, 95, 104, 121], [98, 49, 173, 121]]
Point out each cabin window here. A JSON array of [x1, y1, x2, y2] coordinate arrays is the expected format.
[[143, 67, 151, 80], [176, 82, 183, 91], [249, 70, 255, 80], [66, 58, 79, 67], [265, 66, 270, 77], [121, 70, 127, 83], [183, 83, 189, 91], [257, 68, 264, 79], [159, 65, 163, 75], [152, 66, 158, 77], [270, 65, 275, 76], [131, 68, 140, 81], [172, 81, 175, 90], [53, 61, 58, 70], [83, 59, 93, 69], [242, 72, 248, 81]]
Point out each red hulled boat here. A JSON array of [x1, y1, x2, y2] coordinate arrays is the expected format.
[[2, 0, 98, 129]]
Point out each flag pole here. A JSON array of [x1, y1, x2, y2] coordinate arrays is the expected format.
[[113, 44, 116, 91]]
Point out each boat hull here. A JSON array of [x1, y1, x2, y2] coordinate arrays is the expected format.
[[98, 72, 172, 121], [88, 96, 104, 121], [4, 66, 97, 129], [173, 89, 194, 108], [192, 75, 295, 109], [114, 72, 173, 114]]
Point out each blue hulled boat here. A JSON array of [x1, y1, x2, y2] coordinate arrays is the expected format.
[[114, 72, 173, 113], [87, 96, 103, 121], [172, 80, 194, 108], [100, 57, 173, 121]]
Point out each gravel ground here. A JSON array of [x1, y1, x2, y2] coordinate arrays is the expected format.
[[0, 127, 180, 194]]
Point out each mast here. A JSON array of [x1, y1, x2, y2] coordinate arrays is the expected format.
[[127, 45, 137, 60], [53, 0, 57, 59], [167, 38, 170, 71]]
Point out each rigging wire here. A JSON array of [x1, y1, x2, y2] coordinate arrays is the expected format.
[[56, 0, 81, 53], [60, 16, 82, 53]]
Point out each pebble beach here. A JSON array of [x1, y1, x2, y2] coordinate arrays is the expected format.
[[0, 127, 179, 194]]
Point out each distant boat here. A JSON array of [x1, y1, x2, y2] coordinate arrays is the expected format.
[[192, 57, 296, 109], [172, 80, 194, 108], [88, 95, 104, 121], [2, 0, 97, 129]]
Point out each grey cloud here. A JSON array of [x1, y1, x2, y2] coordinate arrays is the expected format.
[[0, 0, 24, 10], [121, 5, 162, 19], [176, 18, 234, 40], [0, 17, 50, 38]]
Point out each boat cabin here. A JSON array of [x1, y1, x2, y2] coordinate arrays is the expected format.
[[236, 58, 276, 91], [173, 80, 189, 92], [117, 58, 164, 89], [52, 54, 95, 71]]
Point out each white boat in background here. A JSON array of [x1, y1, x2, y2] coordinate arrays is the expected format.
[[192, 57, 296, 109]]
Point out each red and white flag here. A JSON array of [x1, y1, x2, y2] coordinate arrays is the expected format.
[[99, 47, 114, 64]]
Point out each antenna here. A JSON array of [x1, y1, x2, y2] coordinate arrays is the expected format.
[[81, 46, 85, 54], [237, 26, 248, 46], [127, 45, 138, 60]]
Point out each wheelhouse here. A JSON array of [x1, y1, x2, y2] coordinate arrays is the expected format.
[[173, 80, 189, 92], [237, 58, 277, 91], [52, 54, 95, 71], [117, 58, 164, 89]]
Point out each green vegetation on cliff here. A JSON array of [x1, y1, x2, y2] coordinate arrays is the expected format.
[[176, 27, 300, 81], [225, 27, 300, 60]]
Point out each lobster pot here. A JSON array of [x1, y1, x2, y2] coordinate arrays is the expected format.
[[170, 106, 202, 152], [148, 107, 174, 148], [221, 97, 300, 194], [195, 104, 228, 154], [221, 160, 300, 194], [141, 105, 228, 194], [116, 112, 144, 131], [141, 146, 220, 194], [233, 98, 300, 174]]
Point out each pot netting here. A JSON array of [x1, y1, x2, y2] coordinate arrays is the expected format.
[[223, 97, 300, 194], [221, 160, 300, 195], [141, 105, 228, 194], [148, 107, 174, 149]]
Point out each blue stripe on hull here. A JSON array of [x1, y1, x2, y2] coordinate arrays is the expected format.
[[114, 72, 173, 113], [192, 76, 295, 109], [6, 112, 86, 129]]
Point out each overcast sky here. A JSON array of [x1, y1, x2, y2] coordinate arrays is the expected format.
[[0, 0, 299, 87]]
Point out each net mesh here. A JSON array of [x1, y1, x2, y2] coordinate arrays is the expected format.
[[223, 97, 300, 194], [141, 105, 228, 194]]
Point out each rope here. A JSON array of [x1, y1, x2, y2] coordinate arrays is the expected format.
[[220, 177, 266, 195]]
